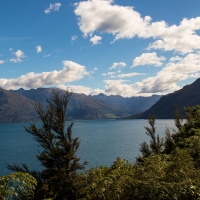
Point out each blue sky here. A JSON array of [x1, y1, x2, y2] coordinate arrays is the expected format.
[[0, 0, 200, 97]]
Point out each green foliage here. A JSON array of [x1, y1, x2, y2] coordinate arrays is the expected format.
[[74, 150, 200, 200], [169, 105, 200, 167], [132, 149, 200, 199], [5, 93, 200, 199], [137, 114, 163, 162], [74, 105, 200, 199], [7, 90, 87, 199], [74, 158, 135, 200], [0, 172, 37, 200]]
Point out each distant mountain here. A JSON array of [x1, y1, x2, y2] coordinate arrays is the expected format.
[[0, 86, 161, 123], [10, 88, 132, 121], [90, 93, 161, 114], [129, 78, 200, 119], [0, 88, 39, 123]]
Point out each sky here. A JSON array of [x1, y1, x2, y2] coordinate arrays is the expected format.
[[1, 0, 200, 97]]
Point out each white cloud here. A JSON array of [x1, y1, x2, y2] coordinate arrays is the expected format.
[[93, 67, 98, 70], [189, 73, 200, 78], [57, 84, 104, 95], [104, 79, 138, 97], [44, 3, 61, 14], [147, 17, 200, 53], [90, 35, 102, 45], [74, 0, 150, 40], [132, 52, 166, 67], [135, 74, 185, 93], [9, 48, 13, 51], [108, 72, 115, 75], [57, 84, 92, 94], [71, 35, 78, 42], [36, 45, 42, 53], [0, 60, 5, 65], [169, 56, 182, 62], [117, 72, 145, 78], [0, 60, 89, 89], [135, 52, 200, 93], [10, 50, 26, 63], [44, 54, 51, 57], [163, 53, 200, 74], [75, 0, 200, 53], [102, 70, 143, 78], [109, 62, 126, 70], [90, 88, 105, 95]]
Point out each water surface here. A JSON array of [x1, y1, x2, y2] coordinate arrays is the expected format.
[[0, 119, 176, 176]]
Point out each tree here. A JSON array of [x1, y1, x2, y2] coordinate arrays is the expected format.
[[7, 89, 87, 199], [137, 114, 163, 162], [0, 172, 37, 200]]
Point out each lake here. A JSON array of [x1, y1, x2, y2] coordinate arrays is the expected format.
[[0, 119, 176, 176]]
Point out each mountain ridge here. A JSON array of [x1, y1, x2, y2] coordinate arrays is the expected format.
[[0, 88, 39, 123], [0, 87, 161, 123], [128, 78, 200, 119], [90, 93, 161, 114]]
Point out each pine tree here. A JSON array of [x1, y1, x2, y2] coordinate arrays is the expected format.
[[137, 114, 163, 162], [7, 89, 87, 199]]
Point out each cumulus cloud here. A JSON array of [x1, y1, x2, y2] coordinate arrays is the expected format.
[[163, 53, 200, 74], [56, 79, 157, 97], [90, 88, 105, 95], [58, 79, 155, 97], [44, 3, 61, 14], [188, 73, 200, 78], [169, 56, 182, 62], [74, 0, 200, 53], [117, 72, 145, 78], [93, 67, 98, 70], [74, 0, 150, 40], [0, 61, 89, 90], [0, 60, 5, 65], [102, 70, 143, 78], [90, 35, 102, 45], [109, 62, 126, 70], [57, 84, 92, 94], [135, 52, 200, 93], [10, 50, 26, 63], [108, 72, 116, 75], [103, 79, 138, 97], [36, 45, 42, 53], [135, 74, 185, 93], [57, 84, 104, 95], [132, 52, 166, 67], [147, 17, 200, 53]]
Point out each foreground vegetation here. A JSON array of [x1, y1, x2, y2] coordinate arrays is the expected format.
[[1, 90, 200, 199]]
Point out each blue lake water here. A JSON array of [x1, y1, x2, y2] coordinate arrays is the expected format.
[[0, 119, 176, 176]]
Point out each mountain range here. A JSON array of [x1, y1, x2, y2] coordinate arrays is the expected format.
[[0, 88, 39, 123], [129, 78, 200, 119], [0, 87, 160, 123], [2, 77, 199, 123], [90, 93, 161, 114]]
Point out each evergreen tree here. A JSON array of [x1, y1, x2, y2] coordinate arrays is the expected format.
[[137, 114, 163, 162], [7, 89, 87, 199]]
